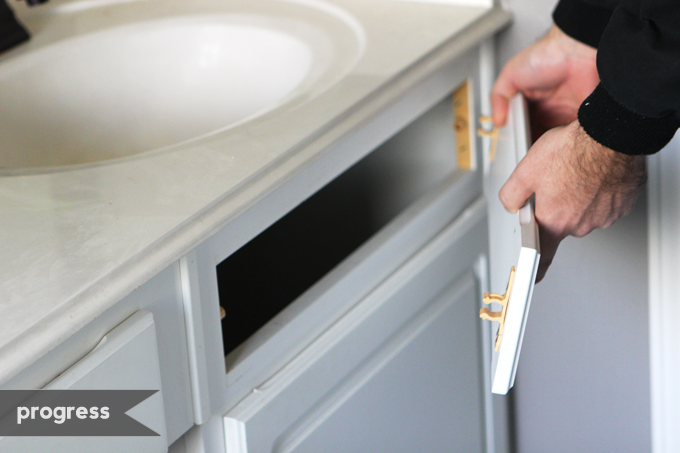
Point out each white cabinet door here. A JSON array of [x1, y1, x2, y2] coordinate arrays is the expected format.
[[484, 95, 540, 395], [223, 198, 490, 453]]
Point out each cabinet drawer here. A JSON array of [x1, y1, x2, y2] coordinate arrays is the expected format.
[[223, 198, 489, 452], [0, 311, 168, 453], [1, 262, 193, 444]]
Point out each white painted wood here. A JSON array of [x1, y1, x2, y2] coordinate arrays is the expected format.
[[179, 251, 212, 424], [170, 415, 228, 453], [485, 95, 527, 294], [223, 199, 490, 452], [0, 311, 168, 452], [492, 240, 539, 395], [484, 95, 539, 395], [224, 418, 248, 453], [647, 139, 680, 453]]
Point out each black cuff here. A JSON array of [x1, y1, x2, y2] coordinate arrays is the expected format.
[[578, 83, 680, 155], [552, 0, 615, 48]]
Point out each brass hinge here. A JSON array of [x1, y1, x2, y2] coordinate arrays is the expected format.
[[480, 267, 515, 351]]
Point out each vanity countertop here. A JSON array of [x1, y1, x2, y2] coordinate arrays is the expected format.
[[0, 0, 510, 383]]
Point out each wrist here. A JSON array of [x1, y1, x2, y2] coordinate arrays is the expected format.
[[569, 121, 646, 189]]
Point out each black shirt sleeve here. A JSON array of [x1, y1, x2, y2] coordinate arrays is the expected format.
[[0, 2, 29, 53], [553, 0, 680, 155], [553, 0, 618, 48]]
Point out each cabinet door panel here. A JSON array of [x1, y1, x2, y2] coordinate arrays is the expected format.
[[485, 95, 540, 395], [281, 278, 483, 453], [223, 199, 489, 453]]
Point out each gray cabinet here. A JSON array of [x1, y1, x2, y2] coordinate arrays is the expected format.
[[2, 262, 195, 447], [0, 3, 526, 452], [0, 311, 168, 452], [164, 42, 524, 451], [2, 37, 527, 453]]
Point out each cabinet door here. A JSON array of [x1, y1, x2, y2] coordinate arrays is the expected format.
[[223, 199, 490, 453], [484, 95, 540, 395]]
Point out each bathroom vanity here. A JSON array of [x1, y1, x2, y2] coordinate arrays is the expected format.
[[0, 0, 525, 451]]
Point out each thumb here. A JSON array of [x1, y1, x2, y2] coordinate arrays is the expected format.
[[498, 165, 534, 214], [491, 67, 520, 127], [491, 90, 511, 128]]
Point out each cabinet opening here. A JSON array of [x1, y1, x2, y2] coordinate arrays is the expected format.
[[217, 93, 461, 357]]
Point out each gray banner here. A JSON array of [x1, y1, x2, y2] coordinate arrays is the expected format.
[[0, 390, 159, 436]]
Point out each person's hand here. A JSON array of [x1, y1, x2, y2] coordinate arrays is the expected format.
[[492, 25, 599, 140], [500, 121, 646, 282]]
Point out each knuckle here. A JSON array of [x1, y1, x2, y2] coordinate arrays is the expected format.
[[601, 219, 615, 230], [572, 225, 592, 237]]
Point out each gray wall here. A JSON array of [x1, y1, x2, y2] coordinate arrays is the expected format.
[[495, 1, 652, 452]]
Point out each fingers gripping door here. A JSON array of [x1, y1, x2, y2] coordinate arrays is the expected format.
[[483, 95, 540, 395]]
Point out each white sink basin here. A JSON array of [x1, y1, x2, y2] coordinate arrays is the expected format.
[[0, 0, 364, 171]]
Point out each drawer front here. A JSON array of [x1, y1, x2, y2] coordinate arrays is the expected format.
[[223, 198, 490, 452], [0, 311, 168, 453], [1, 262, 194, 444]]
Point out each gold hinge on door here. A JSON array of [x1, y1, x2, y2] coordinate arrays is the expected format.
[[479, 266, 515, 351]]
